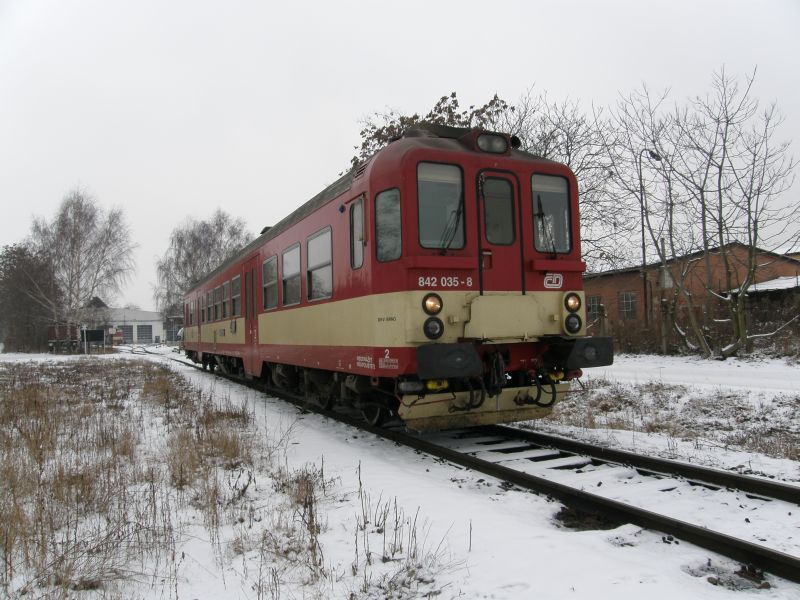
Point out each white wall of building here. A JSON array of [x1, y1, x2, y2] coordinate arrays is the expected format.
[[107, 308, 165, 344]]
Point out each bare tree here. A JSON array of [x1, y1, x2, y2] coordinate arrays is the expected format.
[[28, 189, 136, 327], [677, 69, 797, 356], [354, 89, 628, 270], [154, 210, 252, 317], [608, 70, 797, 357], [505, 91, 626, 268], [350, 92, 514, 168]]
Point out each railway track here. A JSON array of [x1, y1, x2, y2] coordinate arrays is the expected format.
[[130, 346, 800, 584]]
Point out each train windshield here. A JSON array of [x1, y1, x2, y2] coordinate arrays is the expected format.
[[532, 174, 571, 254], [417, 162, 464, 250]]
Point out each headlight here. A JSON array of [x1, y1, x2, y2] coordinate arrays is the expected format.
[[477, 134, 508, 154], [564, 293, 581, 312], [422, 293, 443, 315], [423, 317, 445, 340], [565, 314, 582, 334]]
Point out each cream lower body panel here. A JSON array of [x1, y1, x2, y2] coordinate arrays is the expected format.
[[398, 382, 570, 431], [257, 290, 585, 348]]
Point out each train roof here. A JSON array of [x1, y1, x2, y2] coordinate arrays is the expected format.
[[186, 169, 356, 294], [186, 124, 554, 294]]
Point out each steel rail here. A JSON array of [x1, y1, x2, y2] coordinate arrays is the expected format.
[[487, 425, 800, 505], [373, 424, 800, 585]]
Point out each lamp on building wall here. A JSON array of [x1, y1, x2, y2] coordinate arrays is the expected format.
[[638, 148, 662, 328]]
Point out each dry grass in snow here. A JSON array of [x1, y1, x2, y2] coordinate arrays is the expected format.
[[538, 376, 800, 464], [0, 358, 451, 599]]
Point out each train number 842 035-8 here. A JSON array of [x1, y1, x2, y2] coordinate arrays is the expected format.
[[418, 276, 473, 288]]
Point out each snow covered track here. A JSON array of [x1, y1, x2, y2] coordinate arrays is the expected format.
[[489, 425, 800, 505], [395, 428, 800, 585], [140, 347, 800, 586]]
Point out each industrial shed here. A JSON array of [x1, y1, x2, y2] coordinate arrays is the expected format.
[[105, 308, 165, 344]]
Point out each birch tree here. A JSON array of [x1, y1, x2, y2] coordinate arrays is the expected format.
[[154, 210, 252, 316], [29, 190, 136, 326]]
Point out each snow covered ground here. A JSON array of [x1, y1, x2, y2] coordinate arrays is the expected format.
[[535, 354, 800, 484], [1, 349, 798, 599]]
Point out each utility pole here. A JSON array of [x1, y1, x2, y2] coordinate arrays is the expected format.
[[638, 148, 662, 329]]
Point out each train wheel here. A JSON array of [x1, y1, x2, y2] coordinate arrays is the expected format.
[[361, 402, 388, 427], [317, 394, 335, 411]]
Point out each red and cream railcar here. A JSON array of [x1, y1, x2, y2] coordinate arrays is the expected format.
[[182, 124, 612, 430]]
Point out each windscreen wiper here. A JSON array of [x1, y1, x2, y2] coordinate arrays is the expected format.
[[535, 194, 558, 258], [438, 199, 464, 254]]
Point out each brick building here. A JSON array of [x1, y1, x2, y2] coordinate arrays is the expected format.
[[583, 242, 800, 350]]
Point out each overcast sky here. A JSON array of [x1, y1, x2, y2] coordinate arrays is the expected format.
[[1, 0, 798, 311]]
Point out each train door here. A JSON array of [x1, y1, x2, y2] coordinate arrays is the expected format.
[[243, 256, 260, 375], [476, 172, 524, 293]]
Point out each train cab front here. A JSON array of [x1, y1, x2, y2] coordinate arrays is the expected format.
[[383, 124, 613, 430], [396, 289, 613, 431]]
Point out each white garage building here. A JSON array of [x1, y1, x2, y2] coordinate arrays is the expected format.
[[108, 308, 165, 344]]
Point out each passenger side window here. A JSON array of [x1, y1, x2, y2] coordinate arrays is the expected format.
[[262, 256, 278, 310], [376, 189, 401, 262], [308, 228, 332, 300], [282, 245, 301, 306], [222, 281, 230, 319], [231, 275, 241, 317]]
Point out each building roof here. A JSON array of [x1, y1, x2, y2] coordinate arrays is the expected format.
[[584, 242, 800, 280], [729, 275, 800, 294], [106, 308, 163, 323]]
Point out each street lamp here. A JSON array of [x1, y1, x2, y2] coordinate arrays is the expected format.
[[639, 148, 662, 328]]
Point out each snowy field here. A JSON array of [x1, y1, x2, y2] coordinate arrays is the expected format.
[[1, 349, 798, 599], [538, 355, 800, 483]]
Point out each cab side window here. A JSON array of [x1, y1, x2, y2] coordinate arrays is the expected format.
[[376, 189, 401, 262], [350, 197, 364, 269]]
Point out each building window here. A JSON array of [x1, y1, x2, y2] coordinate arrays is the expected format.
[[262, 256, 278, 309], [619, 291, 636, 320], [307, 228, 332, 301], [418, 163, 464, 250], [282, 245, 301, 306], [350, 197, 364, 269], [376, 188, 401, 262], [231, 275, 241, 317], [587, 295, 602, 321]]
